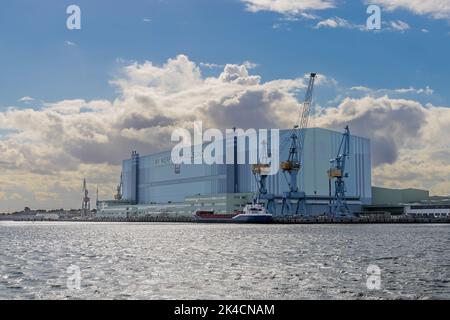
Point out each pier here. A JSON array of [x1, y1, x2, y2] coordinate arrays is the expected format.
[[5, 215, 450, 224]]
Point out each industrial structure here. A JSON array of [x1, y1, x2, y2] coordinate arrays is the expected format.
[[81, 178, 90, 217], [279, 73, 316, 216], [328, 126, 351, 217], [96, 126, 371, 219], [250, 73, 317, 216], [371, 187, 429, 205], [251, 139, 275, 213], [361, 187, 450, 219], [115, 173, 123, 201]]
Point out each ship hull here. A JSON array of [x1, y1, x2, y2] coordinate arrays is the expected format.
[[193, 213, 273, 223], [193, 207, 273, 223], [231, 214, 273, 223], [192, 211, 237, 223]]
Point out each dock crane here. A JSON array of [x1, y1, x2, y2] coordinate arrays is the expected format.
[[114, 172, 123, 200], [82, 178, 90, 217], [328, 126, 351, 217], [280, 73, 317, 216], [252, 140, 276, 214]]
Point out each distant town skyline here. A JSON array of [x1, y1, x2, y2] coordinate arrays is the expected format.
[[1, 0, 450, 211]]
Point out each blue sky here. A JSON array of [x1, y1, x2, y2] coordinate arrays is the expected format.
[[0, 0, 449, 108], [1, 0, 450, 211]]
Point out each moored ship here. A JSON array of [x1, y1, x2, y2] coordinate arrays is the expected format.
[[193, 203, 273, 223]]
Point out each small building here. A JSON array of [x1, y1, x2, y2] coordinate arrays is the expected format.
[[405, 204, 450, 218]]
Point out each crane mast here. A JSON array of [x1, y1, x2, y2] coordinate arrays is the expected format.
[[280, 73, 316, 215], [115, 172, 123, 200], [328, 126, 351, 217], [82, 178, 90, 217], [251, 140, 276, 214], [251, 72, 316, 216]]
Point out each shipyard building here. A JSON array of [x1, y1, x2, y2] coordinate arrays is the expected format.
[[97, 128, 371, 218]]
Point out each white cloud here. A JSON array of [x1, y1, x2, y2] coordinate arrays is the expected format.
[[142, 18, 152, 23], [368, 0, 450, 20], [350, 86, 372, 92], [315, 17, 411, 32], [394, 86, 433, 95], [0, 55, 308, 211], [199, 60, 258, 70], [18, 96, 34, 103], [199, 62, 224, 69], [65, 40, 77, 47], [218, 64, 262, 85], [309, 73, 337, 86], [242, 60, 259, 69], [350, 85, 434, 96], [241, 0, 336, 15], [314, 96, 450, 195], [300, 12, 320, 20], [389, 20, 410, 31], [315, 17, 355, 29], [314, 17, 367, 31]]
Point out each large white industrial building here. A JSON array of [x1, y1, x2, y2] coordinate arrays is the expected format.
[[97, 127, 372, 218]]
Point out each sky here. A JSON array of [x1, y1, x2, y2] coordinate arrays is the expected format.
[[0, 0, 449, 212]]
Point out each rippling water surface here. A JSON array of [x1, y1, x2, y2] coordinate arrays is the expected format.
[[0, 222, 449, 299]]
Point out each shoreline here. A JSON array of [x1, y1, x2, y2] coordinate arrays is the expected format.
[[2, 216, 450, 224]]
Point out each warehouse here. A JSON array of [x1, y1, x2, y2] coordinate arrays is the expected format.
[[96, 127, 371, 218], [405, 205, 450, 218]]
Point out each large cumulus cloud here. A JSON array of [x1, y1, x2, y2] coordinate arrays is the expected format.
[[315, 96, 426, 166], [367, 0, 450, 20], [315, 96, 450, 195], [0, 55, 305, 211]]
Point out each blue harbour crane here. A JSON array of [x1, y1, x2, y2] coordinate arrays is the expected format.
[[252, 140, 276, 214], [280, 73, 316, 216], [328, 126, 351, 217]]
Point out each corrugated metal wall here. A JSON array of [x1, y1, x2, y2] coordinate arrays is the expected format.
[[135, 150, 229, 204], [122, 159, 133, 202], [236, 128, 371, 203]]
